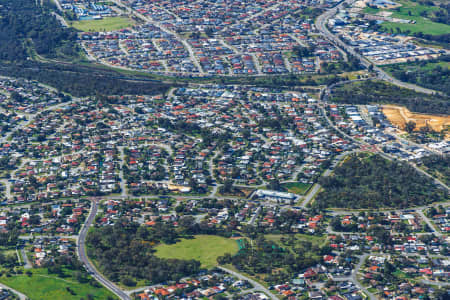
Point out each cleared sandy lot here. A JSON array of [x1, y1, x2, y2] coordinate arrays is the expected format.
[[382, 105, 450, 135]]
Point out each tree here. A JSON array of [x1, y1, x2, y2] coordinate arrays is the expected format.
[[86, 219, 201, 285], [405, 121, 416, 133], [74, 271, 86, 283], [121, 277, 136, 287], [220, 179, 234, 194], [178, 216, 195, 232], [29, 215, 41, 225], [315, 154, 446, 209], [267, 179, 281, 191]]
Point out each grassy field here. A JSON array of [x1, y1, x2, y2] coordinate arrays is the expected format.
[[364, 0, 450, 35], [71, 17, 134, 32], [380, 20, 450, 36], [0, 246, 17, 258], [154, 235, 239, 269], [281, 182, 312, 195], [0, 268, 116, 300]]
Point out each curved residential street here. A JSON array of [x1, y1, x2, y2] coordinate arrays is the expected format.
[[0, 283, 28, 300], [110, 0, 204, 75], [76, 200, 131, 300], [218, 266, 279, 300], [0, 1, 448, 298]]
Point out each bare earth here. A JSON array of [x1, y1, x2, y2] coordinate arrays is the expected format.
[[382, 105, 450, 137]]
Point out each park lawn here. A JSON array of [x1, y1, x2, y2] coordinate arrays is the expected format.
[[363, 0, 450, 35], [0, 268, 116, 300], [154, 235, 239, 269], [71, 17, 134, 32], [281, 182, 312, 195], [380, 19, 450, 36]]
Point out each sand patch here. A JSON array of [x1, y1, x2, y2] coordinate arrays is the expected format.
[[382, 105, 450, 137]]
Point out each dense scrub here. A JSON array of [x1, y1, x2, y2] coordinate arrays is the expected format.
[[217, 235, 331, 285], [383, 56, 450, 95], [330, 80, 449, 114], [0, 0, 172, 96], [419, 154, 450, 186], [0, 61, 172, 97], [314, 154, 448, 209], [0, 0, 79, 60], [86, 219, 201, 286]]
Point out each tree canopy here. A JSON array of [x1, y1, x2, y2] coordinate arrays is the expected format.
[[86, 219, 201, 285], [330, 80, 450, 114], [314, 154, 448, 209]]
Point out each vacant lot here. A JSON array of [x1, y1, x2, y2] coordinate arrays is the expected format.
[[72, 17, 134, 32], [382, 105, 450, 134], [155, 235, 238, 269], [0, 268, 116, 300]]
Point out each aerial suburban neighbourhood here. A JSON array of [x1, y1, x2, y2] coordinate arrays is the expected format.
[[0, 0, 448, 299]]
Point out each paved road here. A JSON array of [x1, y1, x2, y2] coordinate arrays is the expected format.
[[352, 254, 376, 300], [319, 101, 450, 194], [417, 209, 442, 237], [412, 163, 449, 192], [124, 285, 157, 296], [111, 0, 204, 74], [218, 266, 279, 300], [0, 83, 86, 146], [118, 147, 127, 198], [76, 200, 131, 300], [51, 12, 68, 27], [0, 283, 27, 300], [249, 206, 261, 225], [315, 0, 440, 95], [19, 235, 78, 240], [53, 0, 63, 11], [20, 248, 32, 269], [207, 151, 220, 197], [300, 151, 353, 208], [420, 279, 450, 287], [330, 253, 375, 299], [300, 183, 321, 209], [327, 201, 450, 215], [378, 151, 449, 193]]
